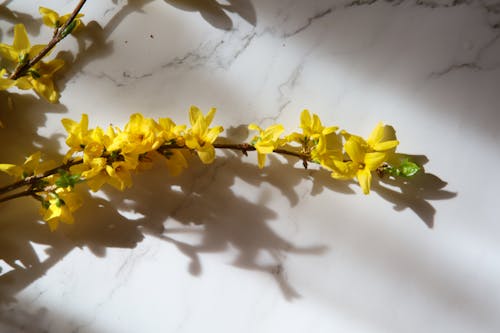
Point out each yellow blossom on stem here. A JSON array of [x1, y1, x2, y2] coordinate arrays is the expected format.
[[40, 188, 82, 231], [331, 122, 400, 194], [39, 6, 84, 31], [287, 109, 338, 145], [157, 117, 188, 175], [342, 122, 399, 153], [114, 113, 163, 155], [310, 132, 343, 168], [14, 58, 65, 103], [61, 113, 90, 159], [0, 151, 55, 180], [0, 68, 15, 91], [163, 150, 189, 176], [0, 24, 65, 102], [158, 117, 186, 144], [286, 109, 342, 168], [184, 106, 223, 164], [332, 136, 387, 194], [0, 24, 45, 65], [248, 123, 285, 168], [105, 161, 134, 191]]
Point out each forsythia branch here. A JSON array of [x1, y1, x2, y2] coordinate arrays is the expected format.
[[0, 107, 421, 231]]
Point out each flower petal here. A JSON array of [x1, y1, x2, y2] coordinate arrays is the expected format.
[[189, 105, 202, 126], [367, 122, 384, 147], [39, 7, 60, 27], [372, 140, 399, 151], [13, 24, 30, 52], [0, 45, 17, 62], [357, 167, 372, 194], [0, 164, 23, 178], [197, 145, 216, 164], [364, 152, 387, 170], [344, 137, 366, 163], [257, 152, 266, 169]]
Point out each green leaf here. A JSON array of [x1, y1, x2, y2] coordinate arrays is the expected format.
[[382, 158, 421, 178], [29, 69, 41, 79], [399, 159, 420, 177], [55, 169, 81, 188]]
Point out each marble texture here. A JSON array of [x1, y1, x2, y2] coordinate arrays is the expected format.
[[1, 0, 500, 332]]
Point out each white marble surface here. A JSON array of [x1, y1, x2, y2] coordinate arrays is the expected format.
[[1, 0, 500, 332]]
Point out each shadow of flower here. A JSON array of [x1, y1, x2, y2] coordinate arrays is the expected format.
[[0, 3, 40, 37], [372, 155, 457, 228]]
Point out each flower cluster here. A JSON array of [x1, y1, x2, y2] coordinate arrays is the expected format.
[[0, 107, 420, 231], [0, 151, 82, 231], [64, 106, 223, 193], [10, 107, 225, 229], [0, 7, 84, 104], [249, 110, 418, 194]]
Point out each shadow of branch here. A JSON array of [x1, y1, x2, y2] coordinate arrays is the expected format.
[[0, 3, 40, 37], [104, 152, 328, 300], [0, 152, 455, 305]]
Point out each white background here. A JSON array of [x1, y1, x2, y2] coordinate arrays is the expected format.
[[1, 1, 499, 332]]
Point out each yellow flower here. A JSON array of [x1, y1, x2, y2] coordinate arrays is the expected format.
[[105, 161, 134, 191], [39, 6, 84, 30], [115, 113, 163, 155], [0, 151, 55, 180], [248, 123, 285, 168], [310, 132, 343, 168], [331, 122, 400, 194], [62, 113, 90, 159], [287, 109, 338, 144], [157, 118, 188, 175], [83, 142, 105, 164], [40, 188, 82, 231], [14, 58, 65, 103], [0, 24, 45, 65], [332, 136, 387, 194], [342, 122, 399, 153], [158, 117, 186, 144], [184, 106, 223, 164], [0, 24, 64, 102], [0, 68, 14, 91], [285, 109, 342, 168]]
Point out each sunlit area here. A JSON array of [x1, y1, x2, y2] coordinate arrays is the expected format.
[[1, 1, 499, 332]]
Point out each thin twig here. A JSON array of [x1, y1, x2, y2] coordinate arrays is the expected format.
[[0, 159, 81, 195], [0, 141, 312, 202], [8, 0, 87, 80], [0, 189, 32, 203]]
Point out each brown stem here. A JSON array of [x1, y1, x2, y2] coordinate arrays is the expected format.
[[8, 0, 87, 80], [0, 141, 310, 202], [0, 189, 32, 203], [215, 143, 309, 160], [0, 159, 81, 196]]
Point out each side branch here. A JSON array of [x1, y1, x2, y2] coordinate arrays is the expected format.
[[0, 159, 81, 196], [213, 143, 310, 161], [8, 0, 87, 80], [0, 142, 310, 200], [0, 189, 32, 203]]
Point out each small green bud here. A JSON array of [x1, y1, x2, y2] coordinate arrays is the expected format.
[[61, 20, 77, 38]]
